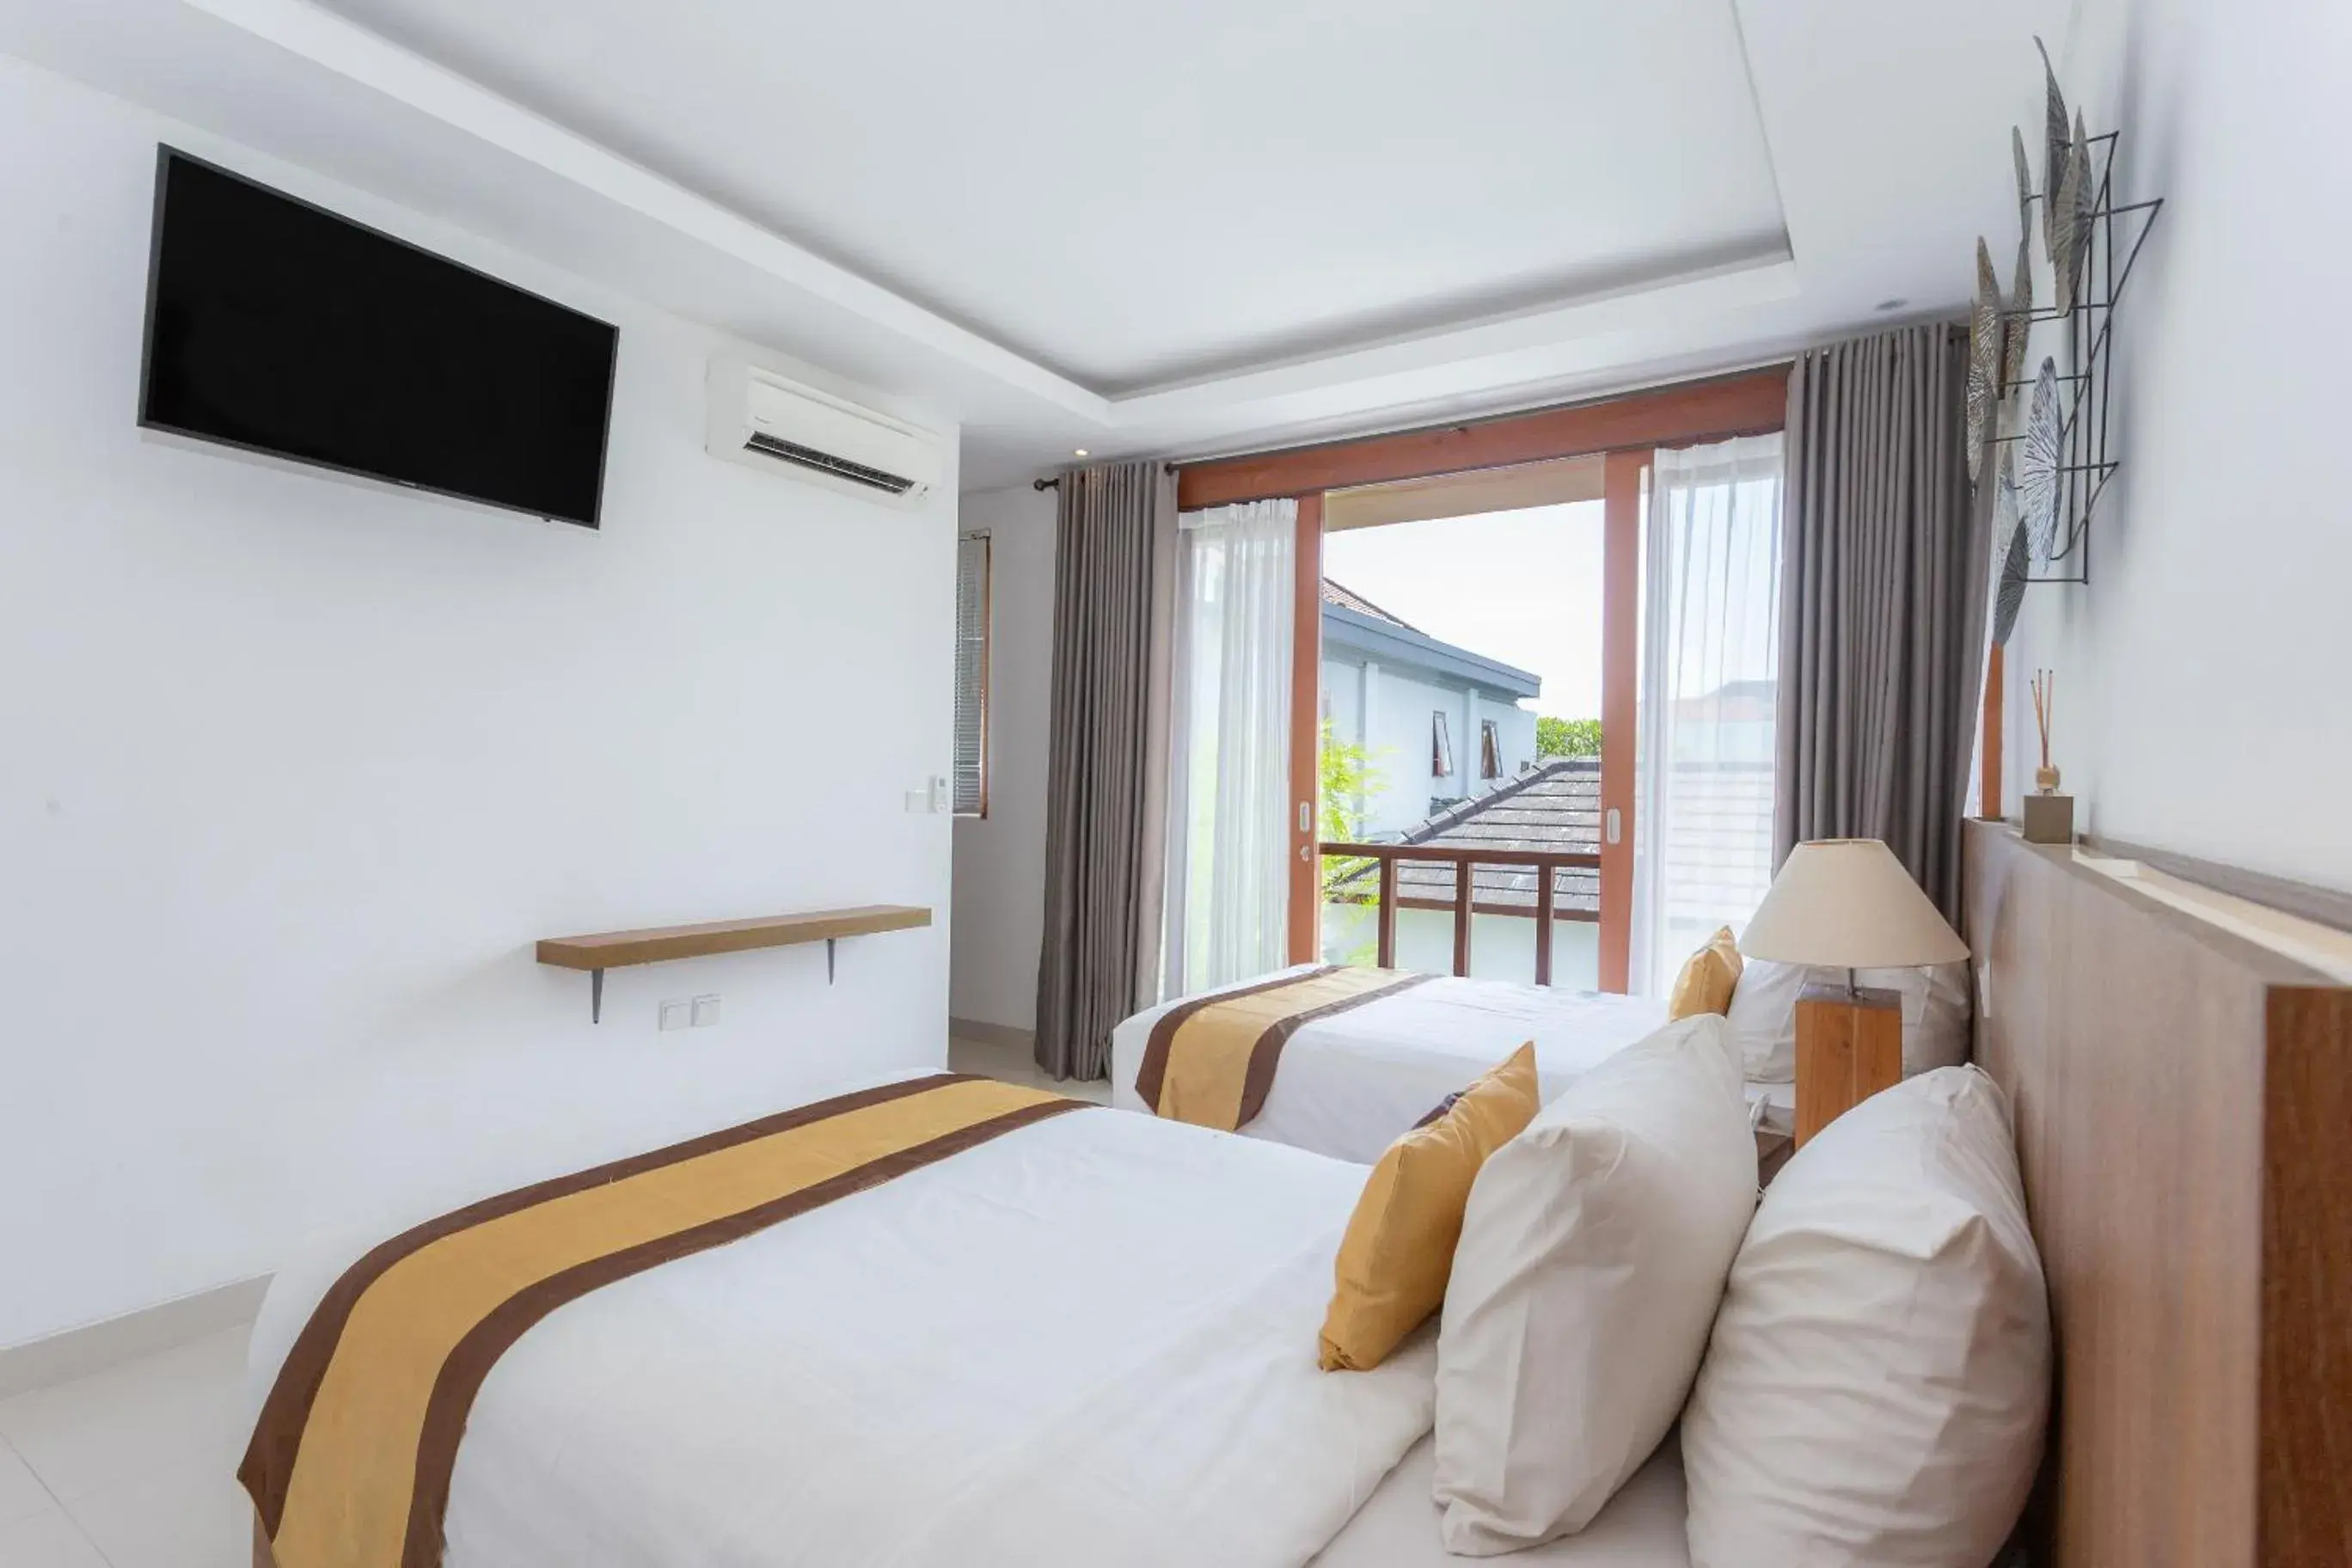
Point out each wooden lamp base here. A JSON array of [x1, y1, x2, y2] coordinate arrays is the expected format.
[[1793, 983, 1904, 1148]]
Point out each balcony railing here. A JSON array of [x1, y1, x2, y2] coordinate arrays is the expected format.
[[1319, 841, 1603, 986]]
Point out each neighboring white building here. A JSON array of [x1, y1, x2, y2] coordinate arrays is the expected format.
[[1319, 580, 1541, 840]]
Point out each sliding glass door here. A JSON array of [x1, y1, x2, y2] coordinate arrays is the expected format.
[[1164, 369, 1792, 995]]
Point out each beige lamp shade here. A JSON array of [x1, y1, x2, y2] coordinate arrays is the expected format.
[[1740, 838, 1970, 969]]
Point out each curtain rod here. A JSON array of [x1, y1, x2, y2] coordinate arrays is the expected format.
[[1032, 461, 1179, 492]]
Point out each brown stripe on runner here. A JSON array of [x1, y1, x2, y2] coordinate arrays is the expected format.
[[1132, 968, 1338, 1112], [1233, 971, 1437, 1128], [239, 1072, 984, 1533], [395, 1094, 1090, 1568]]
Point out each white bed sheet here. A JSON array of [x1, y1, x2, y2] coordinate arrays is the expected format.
[[1314, 1436, 1689, 1568], [246, 1076, 1439, 1568], [1112, 967, 1675, 1163]]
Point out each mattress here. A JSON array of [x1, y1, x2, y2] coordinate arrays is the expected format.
[[1112, 966, 1675, 1163], [1314, 1435, 1689, 1567], [245, 1075, 1438, 1568]]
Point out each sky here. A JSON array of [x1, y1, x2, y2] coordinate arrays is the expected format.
[[1320, 500, 1605, 719]]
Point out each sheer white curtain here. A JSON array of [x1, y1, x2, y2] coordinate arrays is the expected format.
[[1630, 434, 1785, 995], [1161, 499, 1295, 998]]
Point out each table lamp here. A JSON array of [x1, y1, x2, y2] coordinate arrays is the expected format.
[[1740, 838, 1970, 1147]]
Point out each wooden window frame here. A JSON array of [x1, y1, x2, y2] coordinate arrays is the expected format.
[[1432, 709, 1455, 779], [1178, 368, 1790, 980], [1479, 718, 1503, 781], [1176, 371, 1787, 511]]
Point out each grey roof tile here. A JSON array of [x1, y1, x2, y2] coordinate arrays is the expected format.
[[1330, 756, 1603, 915]]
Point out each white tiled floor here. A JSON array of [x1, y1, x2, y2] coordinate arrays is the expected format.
[[0, 1328, 249, 1567], [947, 1033, 1112, 1103], [0, 1042, 1107, 1565]]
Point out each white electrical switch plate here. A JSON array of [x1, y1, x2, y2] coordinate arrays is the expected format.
[[658, 1000, 689, 1032], [904, 788, 930, 813], [691, 995, 721, 1028], [928, 775, 950, 812]]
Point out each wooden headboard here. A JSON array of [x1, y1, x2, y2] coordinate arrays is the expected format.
[[1962, 821, 2352, 1568]]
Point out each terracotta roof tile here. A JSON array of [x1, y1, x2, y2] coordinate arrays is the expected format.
[[1319, 578, 1418, 632]]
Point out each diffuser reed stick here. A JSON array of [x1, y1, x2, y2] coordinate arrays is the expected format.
[[2030, 670, 2058, 791]]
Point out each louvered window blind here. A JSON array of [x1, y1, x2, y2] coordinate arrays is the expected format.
[[952, 533, 990, 816]]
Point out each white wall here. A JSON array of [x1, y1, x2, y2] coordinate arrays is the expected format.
[[0, 58, 960, 1346], [2001, 0, 2352, 892], [1359, 663, 1455, 830], [946, 484, 1057, 1034], [1473, 697, 1540, 785]]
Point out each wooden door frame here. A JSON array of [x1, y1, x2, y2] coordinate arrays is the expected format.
[[1288, 495, 1325, 964], [1178, 367, 1793, 980], [1598, 451, 1646, 993]]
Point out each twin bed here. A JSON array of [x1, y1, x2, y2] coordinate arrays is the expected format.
[[1110, 965, 1671, 1163], [244, 824, 2348, 1568], [236, 969, 1850, 1568], [245, 1070, 1697, 1568], [1110, 965, 1793, 1164]]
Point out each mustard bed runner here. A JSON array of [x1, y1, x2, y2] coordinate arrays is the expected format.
[[1134, 966, 1435, 1131], [239, 1075, 1085, 1568]]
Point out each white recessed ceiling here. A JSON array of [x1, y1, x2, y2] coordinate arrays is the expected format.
[[0, 0, 2073, 488], [313, 0, 1792, 395]]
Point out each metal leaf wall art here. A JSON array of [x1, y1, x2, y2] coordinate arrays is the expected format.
[[2019, 358, 2066, 559], [2051, 113, 2095, 309], [1994, 515, 2031, 646], [2013, 126, 2035, 230], [1967, 239, 2005, 483], [1964, 40, 2165, 596], [1987, 453, 2026, 637], [2035, 37, 2071, 256], [2006, 230, 2034, 390]]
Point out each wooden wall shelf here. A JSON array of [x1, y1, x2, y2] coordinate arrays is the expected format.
[[536, 904, 932, 1021]]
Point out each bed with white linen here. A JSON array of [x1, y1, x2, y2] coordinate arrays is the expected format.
[[246, 1008, 2059, 1568], [1109, 965, 1798, 1164], [247, 1072, 1427, 1568], [1314, 1438, 1688, 1567], [244, 1067, 1706, 1568]]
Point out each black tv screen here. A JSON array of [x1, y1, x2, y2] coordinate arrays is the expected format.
[[139, 149, 618, 528]]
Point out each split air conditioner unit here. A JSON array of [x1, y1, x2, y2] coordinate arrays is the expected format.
[[705, 359, 944, 506]]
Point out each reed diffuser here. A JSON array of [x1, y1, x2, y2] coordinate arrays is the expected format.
[[2030, 669, 2060, 793], [2022, 667, 2075, 843]]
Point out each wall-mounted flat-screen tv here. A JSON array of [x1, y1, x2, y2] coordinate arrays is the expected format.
[[139, 148, 619, 529]]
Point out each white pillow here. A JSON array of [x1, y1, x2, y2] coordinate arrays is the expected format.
[[1681, 1066, 2049, 1568], [1432, 1014, 1757, 1553], [1726, 959, 1971, 1081]]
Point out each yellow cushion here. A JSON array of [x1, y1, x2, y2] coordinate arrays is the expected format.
[[1319, 1043, 1540, 1371], [1668, 926, 1744, 1020]]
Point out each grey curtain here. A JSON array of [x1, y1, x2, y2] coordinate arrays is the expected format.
[[1032, 460, 1178, 1080], [1776, 324, 1994, 922]]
